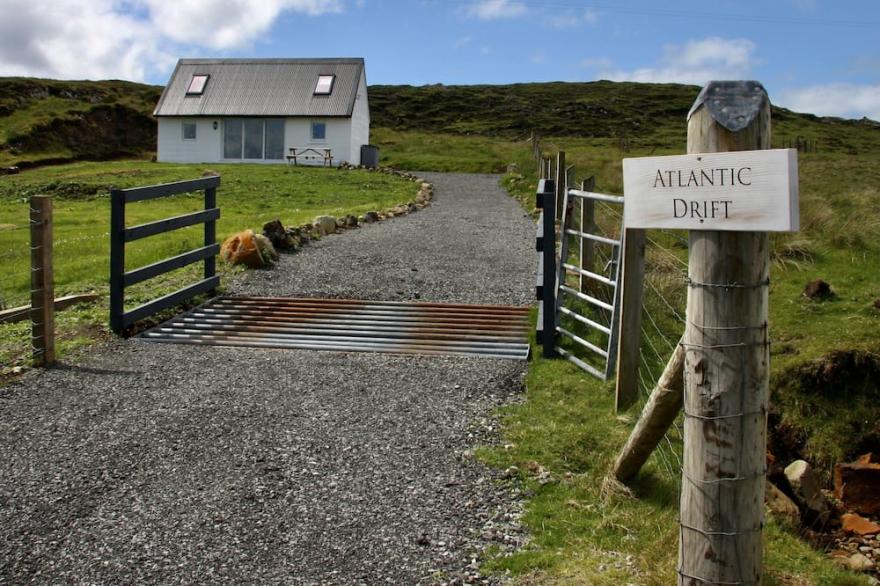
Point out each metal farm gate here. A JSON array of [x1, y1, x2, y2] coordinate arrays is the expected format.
[[535, 177, 626, 380]]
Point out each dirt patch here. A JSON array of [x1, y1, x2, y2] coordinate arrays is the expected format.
[[770, 350, 880, 480]]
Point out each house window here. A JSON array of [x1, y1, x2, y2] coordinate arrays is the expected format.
[[186, 74, 209, 95], [182, 122, 197, 140], [223, 119, 285, 160], [311, 122, 326, 141], [314, 75, 334, 95]]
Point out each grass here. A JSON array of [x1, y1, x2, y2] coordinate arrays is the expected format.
[[0, 160, 420, 371], [374, 123, 879, 583]]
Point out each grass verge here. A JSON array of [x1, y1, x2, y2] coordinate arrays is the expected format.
[[0, 160, 420, 372]]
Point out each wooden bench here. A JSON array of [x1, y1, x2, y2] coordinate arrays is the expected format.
[[286, 147, 333, 167]]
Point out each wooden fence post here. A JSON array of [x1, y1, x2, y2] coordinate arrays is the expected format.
[[554, 152, 566, 221], [678, 81, 771, 585], [614, 223, 646, 411], [29, 195, 54, 366], [579, 177, 596, 292]]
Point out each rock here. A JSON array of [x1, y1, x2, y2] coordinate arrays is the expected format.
[[362, 211, 379, 223], [254, 233, 277, 263], [842, 513, 880, 536], [344, 214, 358, 227], [785, 460, 831, 522], [803, 278, 834, 300], [506, 163, 519, 173], [835, 454, 880, 515], [220, 230, 266, 268], [845, 552, 875, 572], [313, 215, 336, 235], [766, 481, 801, 528], [201, 169, 219, 177], [262, 219, 297, 250], [335, 217, 347, 229], [3, 166, 20, 175]]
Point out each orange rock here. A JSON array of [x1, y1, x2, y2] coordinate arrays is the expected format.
[[220, 230, 265, 268], [841, 513, 880, 536], [835, 453, 880, 515]]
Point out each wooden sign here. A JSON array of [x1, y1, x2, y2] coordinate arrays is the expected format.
[[622, 149, 799, 232]]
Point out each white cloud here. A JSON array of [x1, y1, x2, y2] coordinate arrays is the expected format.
[[462, 0, 526, 20], [600, 37, 759, 85], [0, 0, 346, 81], [779, 84, 880, 121], [543, 8, 599, 29], [143, 0, 344, 50]]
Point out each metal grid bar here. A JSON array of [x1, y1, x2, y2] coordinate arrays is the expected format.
[[562, 262, 616, 287], [141, 296, 531, 361], [556, 326, 609, 358], [567, 189, 626, 204], [560, 285, 614, 312]]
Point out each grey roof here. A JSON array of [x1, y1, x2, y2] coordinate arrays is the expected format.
[[154, 58, 365, 117]]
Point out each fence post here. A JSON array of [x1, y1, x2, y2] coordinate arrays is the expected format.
[[541, 179, 557, 359], [109, 189, 125, 335], [554, 152, 566, 220], [614, 224, 646, 410], [29, 195, 54, 366], [205, 184, 217, 285], [678, 81, 771, 585], [579, 177, 596, 292]]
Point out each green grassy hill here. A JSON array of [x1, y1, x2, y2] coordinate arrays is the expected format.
[[0, 77, 161, 167]]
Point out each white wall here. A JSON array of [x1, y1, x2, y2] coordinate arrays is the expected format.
[[349, 73, 371, 166], [158, 116, 361, 165], [157, 118, 222, 163], [284, 118, 352, 166]]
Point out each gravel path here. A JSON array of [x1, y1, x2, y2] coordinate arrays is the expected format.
[[0, 173, 537, 585]]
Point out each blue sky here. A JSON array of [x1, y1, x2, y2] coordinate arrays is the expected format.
[[1, 0, 878, 119]]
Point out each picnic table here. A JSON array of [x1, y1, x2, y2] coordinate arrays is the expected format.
[[287, 147, 333, 167]]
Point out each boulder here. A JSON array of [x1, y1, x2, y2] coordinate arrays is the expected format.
[[765, 481, 801, 528], [784, 460, 831, 523], [835, 453, 880, 515], [507, 163, 519, 173], [220, 230, 266, 268], [362, 211, 379, 223], [313, 215, 336, 235], [254, 233, 277, 263], [344, 214, 358, 227], [841, 512, 880, 536], [262, 219, 296, 251], [3, 166, 20, 175], [201, 169, 220, 177], [844, 552, 875, 572], [803, 278, 834, 300]]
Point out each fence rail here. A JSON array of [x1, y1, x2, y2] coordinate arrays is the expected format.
[[110, 176, 220, 334]]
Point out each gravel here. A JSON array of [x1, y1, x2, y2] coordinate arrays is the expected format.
[[0, 172, 536, 584]]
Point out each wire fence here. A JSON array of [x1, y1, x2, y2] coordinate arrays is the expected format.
[[0, 222, 34, 311]]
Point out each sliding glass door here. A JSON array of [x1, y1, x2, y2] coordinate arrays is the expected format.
[[223, 119, 285, 160]]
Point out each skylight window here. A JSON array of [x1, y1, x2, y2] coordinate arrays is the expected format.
[[186, 74, 209, 95], [314, 75, 335, 95]]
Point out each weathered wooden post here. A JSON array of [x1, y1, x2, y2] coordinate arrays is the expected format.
[[679, 81, 771, 585], [554, 152, 566, 221], [29, 195, 55, 366], [614, 221, 646, 411], [620, 81, 799, 584]]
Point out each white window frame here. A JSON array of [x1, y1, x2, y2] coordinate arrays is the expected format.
[[186, 74, 209, 95], [182, 122, 197, 141], [314, 75, 335, 95]]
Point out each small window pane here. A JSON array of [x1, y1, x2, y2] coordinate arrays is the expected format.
[[244, 119, 264, 159], [265, 120, 285, 160], [224, 120, 243, 159], [182, 122, 197, 140], [311, 122, 326, 140], [187, 74, 209, 95], [314, 75, 334, 95]]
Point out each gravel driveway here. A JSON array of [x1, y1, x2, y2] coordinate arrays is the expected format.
[[0, 173, 537, 585]]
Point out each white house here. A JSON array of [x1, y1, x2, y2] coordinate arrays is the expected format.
[[153, 58, 370, 166]]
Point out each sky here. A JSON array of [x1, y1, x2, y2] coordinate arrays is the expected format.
[[0, 0, 878, 120]]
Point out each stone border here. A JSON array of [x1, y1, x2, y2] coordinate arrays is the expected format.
[[255, 166, 434, 259]]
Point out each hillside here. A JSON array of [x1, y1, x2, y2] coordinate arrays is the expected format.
[[2, 77, 880, 168], [369, 80, 880, 153], [0, 77, 161, 167]]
